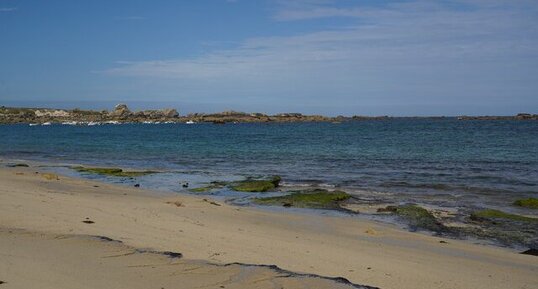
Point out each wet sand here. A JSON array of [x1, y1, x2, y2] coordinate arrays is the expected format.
[[0, 166, 536, 289], [0, 229, 365, 289]]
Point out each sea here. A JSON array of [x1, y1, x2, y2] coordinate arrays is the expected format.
[[1, 119, 537, 245]]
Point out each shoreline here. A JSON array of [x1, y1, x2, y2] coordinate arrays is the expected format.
[[0, 165, 536, 288], [3, 158, 536, 251]]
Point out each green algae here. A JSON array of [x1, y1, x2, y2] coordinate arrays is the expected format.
[[513, 198, 538, 209], [461, 209, 538, 248], [189, 181, 228, 193], [470, 209, 538, 223], [73, 166, 157, 177], [254, 189, 351, 209], [230, 176, 281, 192], [394, 205, 445, 232]]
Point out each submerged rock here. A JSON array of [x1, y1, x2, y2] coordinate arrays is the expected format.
[[73, 166, 157, 177], [376, 205, 398, 213], [254, 189, 351, 210], [230, 176, 281, 192], [470, 209, 538, 223], [513, 198, 538, 209], [189, 181, 228, 193], [462, 209, 538, 248], [393, 205, 445, 232]]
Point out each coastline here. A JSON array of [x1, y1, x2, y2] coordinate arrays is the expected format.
[[1, 105, 537, 124], [0, 165, 536, 289]]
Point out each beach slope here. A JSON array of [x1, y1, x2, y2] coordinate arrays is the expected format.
[[0, 167, 536, 289]]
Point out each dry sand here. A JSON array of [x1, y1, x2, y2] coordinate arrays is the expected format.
[[0, 166, 536, 289]]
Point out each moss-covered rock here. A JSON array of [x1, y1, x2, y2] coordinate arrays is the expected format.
[[513, 198, 538, 209], [394, 205, 445, 232], [231, 180, 275, 192], [230, 176, 281, 192], [73, 166, 157, 177], [254, 189, 351, 209], [470, 209, 538, 223]]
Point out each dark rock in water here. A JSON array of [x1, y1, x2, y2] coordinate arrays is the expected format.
[[181, 182, 189, 188], [134, 183, 140, 188], [520, 249, 538, 256]]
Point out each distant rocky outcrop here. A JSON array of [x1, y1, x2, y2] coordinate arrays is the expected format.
[[109, 104, 132, 118], [0, 104, 181, 124], [1, 104, 536, 124], [457, 113, 538, 120]]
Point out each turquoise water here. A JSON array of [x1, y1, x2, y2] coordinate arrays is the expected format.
[[1, 119, 538, 212]]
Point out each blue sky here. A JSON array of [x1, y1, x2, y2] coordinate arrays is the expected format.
[[1, 0, 537, 116]]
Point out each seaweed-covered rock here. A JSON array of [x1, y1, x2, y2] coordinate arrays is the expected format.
[[470, 209, 538, 223], [513, 198, 538, 209], [190, 181, 228, 193], [394, 205, 445, 232], [73, 166, 157, 177], [231, 176, 281, 192], [254, 189, 351, 209]]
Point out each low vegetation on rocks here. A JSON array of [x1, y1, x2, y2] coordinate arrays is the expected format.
[[470, 209, 537, 223], [230, 176, 282, 192], [513, 198, 538, 209], [73, 166, 157, 177], [254, 189, 351, 209]]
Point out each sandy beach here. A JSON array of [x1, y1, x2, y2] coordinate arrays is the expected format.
[[0, 166, 536, 289]]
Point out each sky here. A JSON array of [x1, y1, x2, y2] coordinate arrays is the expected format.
[[1, 0, 537, 116]]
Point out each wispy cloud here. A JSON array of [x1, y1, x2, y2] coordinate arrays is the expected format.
[[104, 0, 538, 110], [0, 7, 17, 12]]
